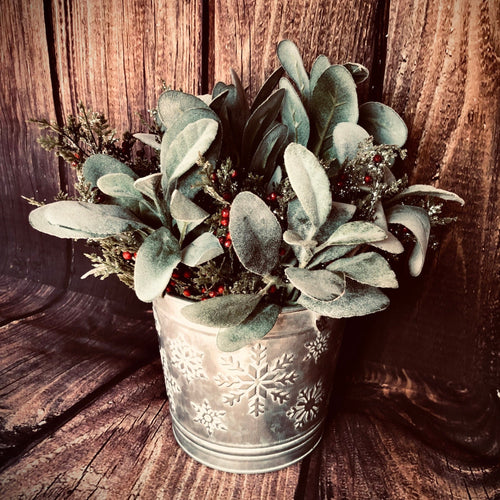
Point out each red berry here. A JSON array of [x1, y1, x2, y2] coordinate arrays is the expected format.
[[201, 287, 207, 294], [373, 154, 383, 163], [224, 239, 232, 248], [201, 297, 207, 301], [133, 252, 137, 259], [172, 272, 180, 279], [183, 271, 191, 279], [71, 161, 78, 167], [208, 291, 217, 298], [267, 192, 277, 202], [218, 236, 226, 245], [183, 289, 191, 297], [211, 173, 217, 182], [223, 192, 232, 201], [231, 170, 238, 178], [217, 285, 225, 295], [269, 285, 277, 294], [122, 251, 132, 260], [220, 218, 229, 227], [364, 175, 373, 184], [74, 152, 80, 159], [221, 208, 230, 218], [225, 232, 231, 240], [166, 286, 172, 294]]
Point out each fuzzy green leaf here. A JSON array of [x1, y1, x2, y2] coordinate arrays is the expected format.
[[322, 221, 387, 247], [157, 90, 210, 129], [387, 205, 430, 277], [277, 40, 310, 99], [391, 185, 465, 205], [229, 191, 282, 276], [251, 67, 285, 112], [298, 279, 390, 318], [170, 189, 209, 223], [181, 294, 262, 328], [82, 154, 137, 188], [134, 173, 163, 202], [310, 65, 358, 159], [161, 117, 219, 184], [217, 303, 280, 352], [327, 252, 398, 288], [332, 122, 370, 164], [343, 62, 369, 84], [310, 55, 331, 93], [279, 77, 310, 146], [133, 133, 161, 150], [249, 122, 288, 182], [285, 267, 345, 300], [97, 173, 141, 200], [358, 102, 408, 147], [181, 232, 223, 267], [30, 201, 146, 240], [134, 226, 181, 302], [242, 89, 285, 163], [284, 142, 332, 228]]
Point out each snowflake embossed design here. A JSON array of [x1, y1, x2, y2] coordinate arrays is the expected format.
[[287, 380, 325, 429], [159, 344, 180, 412], [214, 343, 298, 418], [304, 330, 330, 363], [167, 337, 207, 384], [191, 399, 228, 436]]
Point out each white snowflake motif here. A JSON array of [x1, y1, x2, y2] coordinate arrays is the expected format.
[[191, 399, 227, 436], [167, 337, 207, 384], [304, 330, 330, 363], [159, 345, 180, 412], [215, 343, 298, 418], [286, 381, 325, 429]]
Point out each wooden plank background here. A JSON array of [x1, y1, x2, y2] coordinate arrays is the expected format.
[[0, 0, 498, 498]]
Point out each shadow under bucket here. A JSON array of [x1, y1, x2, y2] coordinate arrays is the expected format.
[[153, 294, 344, 473]]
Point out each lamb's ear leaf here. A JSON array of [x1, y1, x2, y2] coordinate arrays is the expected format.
[[310, 65, 358, 159], [277, 40, 310, 100], [251, 67, 285, 112], [170, 189, 209, 223], [279, 77, 310, 146], [97, 173, 141, 199], [358, 102, 407, 147], [134, 226, 181, 302], [284, 142, 332, 229], [217, 303, 280, 352], [242, 89, 285, 162], [322, 221, 386, 247], [30, 201, 145, 239], [182, 294, 262, 328], [298, 279, 390, 318], [181, 232, 223, 267], [332, 122, 370, 164], [157, 90, 210, 129], [285, 267, 345, 301], [161, 117, 219, 184], [310, 55, 331, 93], [390, 185, 465, 205], [133, 133, 161, 150], [82, 154, 138, 188], [343, 62, 369, 84], [387, 205, 430, 276], [134, 173, 163, 202], [229, 191, 282, 276], [327, 252, 398, 288]]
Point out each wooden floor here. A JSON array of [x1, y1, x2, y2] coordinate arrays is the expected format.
[[1, 274, 498, 499]]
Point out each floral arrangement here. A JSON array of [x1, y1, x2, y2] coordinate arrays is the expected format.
[[28, 40, 463, 351]]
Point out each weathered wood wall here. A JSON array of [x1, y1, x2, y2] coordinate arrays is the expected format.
[[0, 0, 498, 497]]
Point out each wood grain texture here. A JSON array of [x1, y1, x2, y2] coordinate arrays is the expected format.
[[0, 0, 69, 285], [211, 0, 386, 101], [0, 361, 301, 499], [343, 0, 500, 387], [0, 289, 156, 464]]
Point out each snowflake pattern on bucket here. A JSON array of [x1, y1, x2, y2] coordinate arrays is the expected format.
[[159, 344, 180, 412], [304, 330, 330, 363], [168, 337, 207, 384], [214, 343, 298, 418], [191, 399, 228, 436], [286, 380, 325, 429]]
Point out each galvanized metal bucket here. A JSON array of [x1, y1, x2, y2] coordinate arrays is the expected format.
[[153, 294, 344, 473]]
